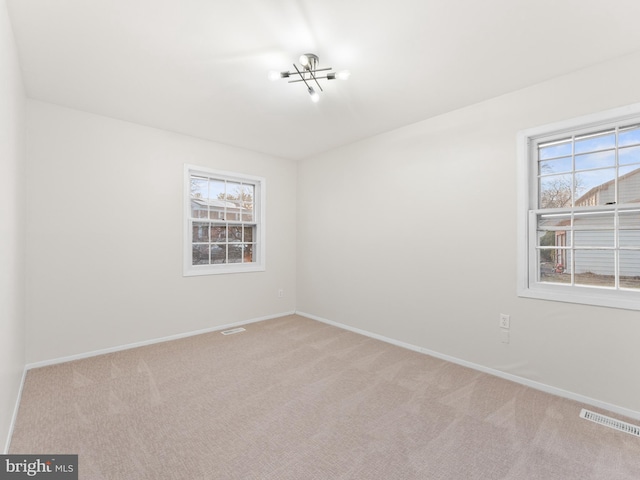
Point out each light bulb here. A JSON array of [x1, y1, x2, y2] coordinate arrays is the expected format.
[[267, 71, 280, 81], [336, 70, 351, 80], [308, 87, 320, 103], [299, 54, 309, 66]]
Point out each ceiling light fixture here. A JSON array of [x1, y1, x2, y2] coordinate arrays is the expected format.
[[269, 53, 349, 102]]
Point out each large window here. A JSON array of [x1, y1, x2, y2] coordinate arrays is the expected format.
[[518, 104, 640, 310], [184, 165, 265, 276]]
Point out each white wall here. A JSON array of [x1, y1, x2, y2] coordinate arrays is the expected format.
[[0, 0, 25, 452], [298, 52, 640, 415], [25, 101, 296, 364]]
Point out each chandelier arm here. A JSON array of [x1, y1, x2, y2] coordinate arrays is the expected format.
[[292, 64, 312, 90], [311, 67, 332, 73], [287, 75, 332, 83], [282, 67, 333, 77], [308, 70, 323, 92]]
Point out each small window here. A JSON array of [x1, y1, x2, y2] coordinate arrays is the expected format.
[[184, 165, 265, 276], [518, 104, 640, 310]]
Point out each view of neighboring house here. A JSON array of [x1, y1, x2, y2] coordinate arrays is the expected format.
[[575, 166, 640, 206], [190, 197, 245, 221], [546, 166, 640, 280]]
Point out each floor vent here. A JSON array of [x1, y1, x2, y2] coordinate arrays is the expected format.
[[580, 409, 640, 437], [221, 327, 246, 336]]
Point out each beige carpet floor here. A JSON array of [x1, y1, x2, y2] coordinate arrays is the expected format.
[[9, 314, 640, 479]]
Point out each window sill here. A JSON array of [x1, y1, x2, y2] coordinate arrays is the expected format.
[[518, 283, 640, 311], [183, 263, 265, 277]]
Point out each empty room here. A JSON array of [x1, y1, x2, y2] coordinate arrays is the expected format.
[[2, 0, 640, 478]]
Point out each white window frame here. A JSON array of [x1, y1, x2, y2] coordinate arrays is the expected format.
[[517, 103, 640, 311], [183, 164, 265, 276]]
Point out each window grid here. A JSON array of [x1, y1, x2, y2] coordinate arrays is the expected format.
[[184, 165, 265, 276], [534, 208, 640, 291], [190, 175, 256, 267], [533, 121, 640, 293]]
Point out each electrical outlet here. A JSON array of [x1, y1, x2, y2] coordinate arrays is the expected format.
[[278, 289, 284, 298], [499, 313, 510, 329]]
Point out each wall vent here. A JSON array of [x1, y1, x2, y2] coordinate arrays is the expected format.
[[221, 327, 246, 336], [580, 409, 640, 437]]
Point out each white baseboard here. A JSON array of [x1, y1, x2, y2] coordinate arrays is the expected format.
[[4, 368, 27, 454], [25, 311, 296, 370], [296, 310, 640, 422]]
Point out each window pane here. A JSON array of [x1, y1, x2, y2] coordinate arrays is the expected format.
[[618, 165, 640, 204], [537, 214, 571, 271], [619, 210, 640, 247], [242, 244, 254, 263], [575, 150, 615, 171], [620, 231, 640, 247], [243, 226, 254, 243], [539, 249, 571, 283], [619, 210, 640, 245], [239, 184, 254, 202], [573, 211, 614, 229], [540, 174, 573, 208], [240, 184, 254, 221], [574, 230, 614, 247], [539, 139, 571, 160], [192, 244, 209, 265], [575, 169, 616, 206], [538, 246, 569, 275], [538, 213, 571, 229], [227, 205, 242, 221], [191, 199, 208, 218], [228, 244, 242, 263], [575, 250, 615, 287], [208, 179, 225, 201], [192, 222, 209, 242], [190, 177, 209, 218], [619, 209, 640, 226], [211, 244, 226, 264], [618, 126, 640, 147], [619, 145, 640, 165], [620, 250, 640, 289], [208, 200, 224, 220], [537, 229, 570, 248], [574, 131, 615, 154], [190, 176, 208, 199], [228, 226, 243, 242], [226, 181, 241, 201], [539, 157, 572, 175], [573, 212, 614, 247], [211, 225, 227, 242]]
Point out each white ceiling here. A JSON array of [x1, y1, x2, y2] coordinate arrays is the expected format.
[[7, 0, 640, 160]]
